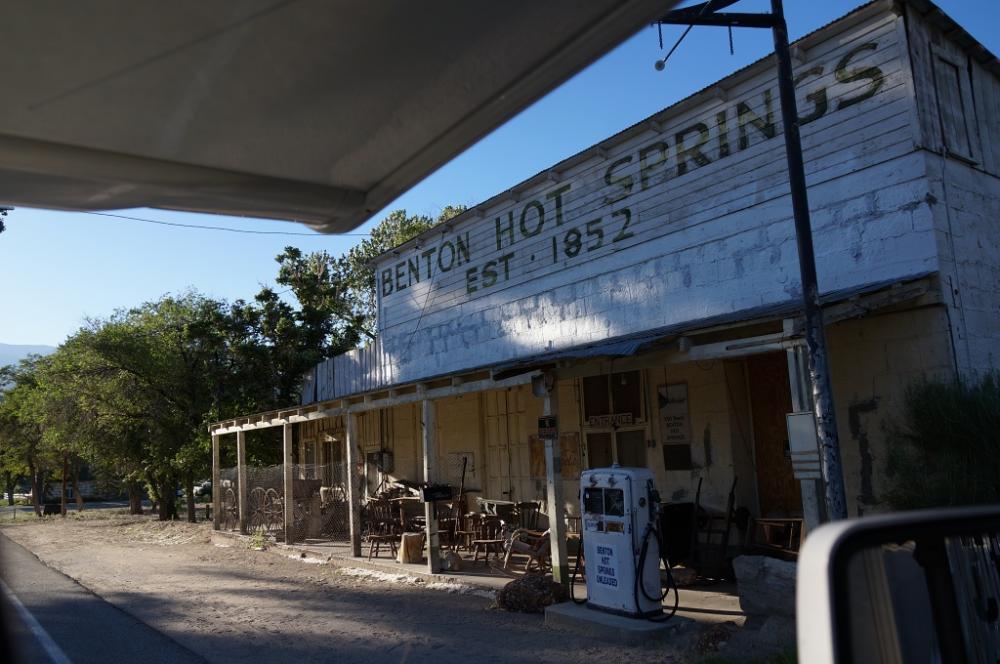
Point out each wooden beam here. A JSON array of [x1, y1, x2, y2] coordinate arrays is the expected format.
[[345, 413, 362, 557], [236, 430, 248, 535], [542, 382, 569, 590], [422, 399, 440, 573], [211, 434, 221, 530], [283, 423, 295, 545]]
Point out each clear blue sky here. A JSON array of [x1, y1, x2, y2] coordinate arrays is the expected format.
[[2, 0, 995, 347]]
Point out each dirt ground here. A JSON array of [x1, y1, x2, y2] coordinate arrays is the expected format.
[[0, 512, 728, 664]]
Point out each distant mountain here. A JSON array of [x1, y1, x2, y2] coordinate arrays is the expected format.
[[0, 343, 56, 368]]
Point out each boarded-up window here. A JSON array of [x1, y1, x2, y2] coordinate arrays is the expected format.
[[932, 45, 979, 162], [529, 432, 583, 479]]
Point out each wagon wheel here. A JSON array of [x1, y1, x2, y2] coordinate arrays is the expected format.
[[223, 488, 238, 531], [264, 488, 283, 532], [248, 487, 267, 533]]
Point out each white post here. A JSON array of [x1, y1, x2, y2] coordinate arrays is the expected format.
[[283, 423, 295, 544], [211, 433, 221, 530], [543, 384, 569, 589], [422, 399, 440, 573], [787, 341, 823, 533], [236, 430, 248, 535], [346, 413, 363, 556]]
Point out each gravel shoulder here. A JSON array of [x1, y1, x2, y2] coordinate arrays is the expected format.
[[0, 514, 708, 663]]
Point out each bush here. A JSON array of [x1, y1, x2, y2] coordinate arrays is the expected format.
[[885, 371, 1000, 509]]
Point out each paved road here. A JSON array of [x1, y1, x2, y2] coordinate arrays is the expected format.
[[0, 531, 208, 664]]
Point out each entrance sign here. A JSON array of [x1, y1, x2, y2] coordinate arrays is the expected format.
[[375, 10, 937, 386]]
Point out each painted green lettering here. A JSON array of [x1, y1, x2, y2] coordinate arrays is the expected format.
[[795, 66, 828, 125], [422, 247, 436, 277], [407, 256, 420, 286], [495, 212, 515, 250], [835, 43, 884, 110], [674, 123, 712, 176], [482, 260, 498, 288], [381, 269, 393, 297], [604, 156, 633, 205], [437, 240, 455, 272], [638, 142, 669, 190], [498, 252, 515, 282], [715, 110, 730, 159], [737, 89, 776, 150], [465, 267, 478, 294], [520, 201, 545, 238], [395, 262, 407, 291], [546, 184, 572, 226], [456, 232, 471, 265]]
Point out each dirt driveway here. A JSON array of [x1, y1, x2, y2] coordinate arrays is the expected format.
[[0, 514, 713, 663]]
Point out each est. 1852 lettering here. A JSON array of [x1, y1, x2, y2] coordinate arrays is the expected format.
[[551, 208, 634, 261]]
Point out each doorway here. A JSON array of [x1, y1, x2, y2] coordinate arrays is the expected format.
[[746, 352, 801, 517]]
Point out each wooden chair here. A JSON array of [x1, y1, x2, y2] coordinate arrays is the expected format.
[[515, 501, 542, 530], [363, 499, 402, 561], [503, 528, 551, 573], [471, 516, 505, 564], [454, 512, 482, 552]]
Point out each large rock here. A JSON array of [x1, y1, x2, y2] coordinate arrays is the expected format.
[[496, 573, 567, 613], [732, 555, 797, 619]]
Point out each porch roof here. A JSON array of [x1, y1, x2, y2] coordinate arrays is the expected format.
[[209, 272, 937, 436]]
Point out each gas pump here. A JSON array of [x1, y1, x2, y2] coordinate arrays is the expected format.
[[579, 465, 677, 619]]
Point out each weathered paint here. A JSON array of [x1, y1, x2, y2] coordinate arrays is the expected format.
[[374, 9, 940, 386]]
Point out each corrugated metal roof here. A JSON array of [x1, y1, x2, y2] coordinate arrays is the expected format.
[[490, 271, 936, 379]]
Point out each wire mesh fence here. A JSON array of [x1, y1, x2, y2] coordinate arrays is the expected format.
[[291, 463, 350, 542], [219, 466, 240, 532], [217, 463, 351, 543]]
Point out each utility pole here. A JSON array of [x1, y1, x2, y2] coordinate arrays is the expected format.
[[656, 0, 848, 520]]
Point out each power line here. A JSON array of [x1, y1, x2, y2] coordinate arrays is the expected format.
[[79, 211, 371, 237]]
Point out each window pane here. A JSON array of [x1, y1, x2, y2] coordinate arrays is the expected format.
[[616, 429, 647, 467], [610, 370, 642, 421], [586, 432, 613, 469], [583, 375, 610, 419]]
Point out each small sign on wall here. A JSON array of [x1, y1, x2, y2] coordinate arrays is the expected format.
[[659, 383, 692, 470], [538, 415, 558, 439]]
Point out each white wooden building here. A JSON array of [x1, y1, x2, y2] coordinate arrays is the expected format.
[[210, 0, 1000, 574]]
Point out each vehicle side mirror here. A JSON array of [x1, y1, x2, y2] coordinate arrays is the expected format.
[[797, 505, 1000, 663]]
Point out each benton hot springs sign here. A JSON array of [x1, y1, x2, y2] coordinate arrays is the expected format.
[[374, 8, 938, 384]]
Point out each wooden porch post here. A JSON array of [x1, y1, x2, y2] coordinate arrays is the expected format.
[[346, 413, 363, 557], [211, 433, 221, 530], [237, 430, 248, 535], [786, 334, 823, 533], [542, 381, 569, 590], [422, 398, 440, 573], [283, 423, 295, 544]]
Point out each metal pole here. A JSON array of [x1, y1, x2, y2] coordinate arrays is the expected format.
[[770, 0, 847, 520]]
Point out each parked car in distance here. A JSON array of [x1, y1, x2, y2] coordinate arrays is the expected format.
[[194, 480, 212, 497]]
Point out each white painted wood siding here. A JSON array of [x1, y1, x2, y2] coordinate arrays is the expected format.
[[370, 7, 937, 386]]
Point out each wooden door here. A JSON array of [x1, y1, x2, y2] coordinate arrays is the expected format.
[[747, 352, 801, 517], [484, 390, 514, 501]]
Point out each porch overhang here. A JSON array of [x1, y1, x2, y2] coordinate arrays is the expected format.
[[1, 1, 670, 232]]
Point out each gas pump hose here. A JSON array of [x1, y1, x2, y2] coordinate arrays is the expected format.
[[634, 523, 680, 622]]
